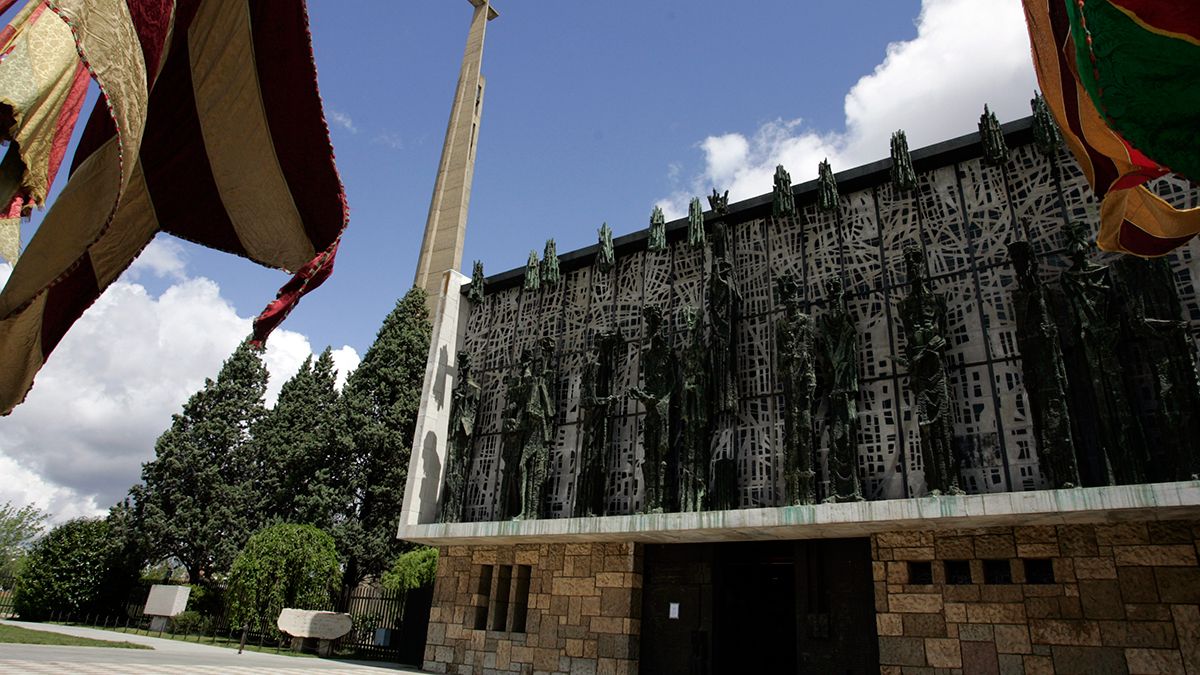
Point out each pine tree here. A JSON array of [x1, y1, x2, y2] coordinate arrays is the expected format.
[[339, 287, 431, 586], [256, 348, 348, 532], [130, 340, 269, 583]]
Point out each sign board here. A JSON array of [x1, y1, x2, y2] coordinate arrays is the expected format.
[[143, 584, 191, 618], [668, 602, 680, 620]]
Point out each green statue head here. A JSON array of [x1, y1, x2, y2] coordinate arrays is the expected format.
[[1007, 240, 1035, 282], [643, 305, 664, 336], [902, 240, 928, 283], [1064, 221, 1093, 267], [707, 188, 729, 216]]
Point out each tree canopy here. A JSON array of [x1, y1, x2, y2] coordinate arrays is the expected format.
[[130, 340, 269, 583], [0, 501, 46, 576], [13, 518, 134, 620], [226, 523, 340, 627]]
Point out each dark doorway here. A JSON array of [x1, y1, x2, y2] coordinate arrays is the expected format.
[[641, 538, 878, 675]]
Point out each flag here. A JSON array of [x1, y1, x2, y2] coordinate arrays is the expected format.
[[1022, 0, 1200, 257], [0, 0, 348, 414]]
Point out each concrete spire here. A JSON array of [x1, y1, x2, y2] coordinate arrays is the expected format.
[[413, 0, 498, 309]]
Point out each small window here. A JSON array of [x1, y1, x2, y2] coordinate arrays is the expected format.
[[944, 560, 972, 585], [473, 565, 493, 630], [473, 564, 533, 633], [983, 559, 1012, 585], [907, 561, 933, 585], [1023, 559, 1055, 584]]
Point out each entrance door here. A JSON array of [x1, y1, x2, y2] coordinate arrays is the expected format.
[[641, 538, 879, 674]]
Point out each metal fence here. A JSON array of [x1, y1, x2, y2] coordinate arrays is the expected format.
[[0, 575, 432, 665]]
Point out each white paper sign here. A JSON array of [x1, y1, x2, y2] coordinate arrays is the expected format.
[[668, 602, 680, 619]]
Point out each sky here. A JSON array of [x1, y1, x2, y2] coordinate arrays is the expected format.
[[0, 0, 1039, 521]]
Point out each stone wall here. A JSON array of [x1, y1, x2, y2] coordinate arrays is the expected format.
[[872, 520, 1200, 674], [424, 542, 642, 675]]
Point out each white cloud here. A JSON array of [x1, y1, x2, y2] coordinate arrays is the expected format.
[[329, 110, 358, 134], [658, 0, 1038, 214], [372, 132, 404, 150], [0, 248, 361, 521], [126, 234, 187, 281]]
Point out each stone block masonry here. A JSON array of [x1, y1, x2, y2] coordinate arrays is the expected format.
[[424, 542, 641, 675], [874, 520, 1200, 675]]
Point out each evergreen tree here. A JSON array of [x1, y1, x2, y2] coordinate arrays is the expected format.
[[130, 341, 269, 583], [339, 287, 431, 586], [256, 348, 348, 533]]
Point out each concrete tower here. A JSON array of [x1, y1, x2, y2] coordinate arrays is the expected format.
[[413, 0, 498, 308]]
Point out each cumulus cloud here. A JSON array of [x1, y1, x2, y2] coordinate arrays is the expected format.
[[125, 235, 188, 281], [328, 110, 358, 134], [657, 0, 1038, 217], [0, 246, 361, 522]]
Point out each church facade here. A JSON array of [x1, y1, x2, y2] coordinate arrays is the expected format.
[[399, 113, 1200, 675]]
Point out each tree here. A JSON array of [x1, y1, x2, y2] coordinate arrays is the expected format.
[[0, 501, 47, 576], [226, 523, 340, 628], [256, 348, 349, 532], [381, 547, 438, 593], [339, 287, 431, 587], [131, 340, 270, 583], [12, 518, 133, 620]]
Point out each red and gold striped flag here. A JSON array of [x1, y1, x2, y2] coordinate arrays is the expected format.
[[0, 0, 348, 414], [1022, 0, 1200, 257]]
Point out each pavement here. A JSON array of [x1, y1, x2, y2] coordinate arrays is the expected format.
[[0, 621, 430, 674]]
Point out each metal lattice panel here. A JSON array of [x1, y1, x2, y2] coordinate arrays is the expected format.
[[455, 143, 1200, 521]]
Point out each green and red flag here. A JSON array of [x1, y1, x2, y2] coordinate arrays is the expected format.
[[1022, 0, 1200, 256]]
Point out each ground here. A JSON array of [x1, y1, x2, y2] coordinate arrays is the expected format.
[[0, 621, 429, 674]]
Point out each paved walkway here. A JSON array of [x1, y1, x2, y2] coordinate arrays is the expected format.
[[0, 621, 429, 674]]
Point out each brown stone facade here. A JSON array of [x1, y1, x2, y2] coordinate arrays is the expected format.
[[424, 542, 642, 675], [873, 520, 1200, 675]]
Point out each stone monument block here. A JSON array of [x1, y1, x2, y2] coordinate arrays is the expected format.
[[277, 608, 353, 657]]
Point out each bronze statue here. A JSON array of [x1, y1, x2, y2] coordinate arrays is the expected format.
[[630, 306, 675, 513], [648, 206, 667, 253], [818, 277, 863, 501], [890, 130, 917, 192], [979, 104, 1008, 167], [1111, 256, 1200, 481], [597, 223, 615, 273], [440, 351, 481, 523], [575, 330, 623, 517], [523, 250, 540, 292], [898, 242, 959, 495], [467, 260, 485, 304], [1008, 241, 1079, 488], [1059, 222, 1146, 485], [688, 197, 705, 249], [817, 159, 839, 213], [499, 339, 556, 519], [708, 220, 740, 415], [677, 306, 710, 512], [775, 276, 817, 505], [542, 239, 561, 287], [773, 165, 795, 218]]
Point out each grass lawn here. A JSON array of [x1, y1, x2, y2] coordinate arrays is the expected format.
[[89, 625, 314, 658], [0, 623, 150, 649]]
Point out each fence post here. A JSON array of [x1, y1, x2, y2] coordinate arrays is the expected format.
[[238, 624, 248, 654]]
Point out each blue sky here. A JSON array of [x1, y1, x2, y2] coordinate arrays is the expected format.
[[0, 0, 1038, 519]]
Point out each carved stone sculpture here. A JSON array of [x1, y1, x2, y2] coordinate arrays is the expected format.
[[630, 306, 675, 513], [468, 260, 485, 304], [773, 164, 795, 218], [979, 104, 1009, 167], [817, 159, 839, 213], [440, 351, 481, 523], [707, 219, 740, 415], [817, 277, 862, 501], [523, 250, 540, 292], [542, 239, 560, 286], [499, 339, 556, 519], [575, 330, 623, 517], [898, 242, 959, 495], [597, 223, 615, 273], [775, 275, 817, 505], [1059, 222, 1147, 485], [678, 306, 710, 512], [688, 197, 705, 249], [648, 206, 667, 253], [1031, 93, 1062, 159], [890, 130, 917, 192], [1111, 256, 1200, 481], [1008, 241, 1079, 488]]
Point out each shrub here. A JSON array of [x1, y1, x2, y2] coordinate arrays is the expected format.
[[381, 547, 438, 593], [171, 610, 204, 634], [12, 518, 128, 621], [226, 523, 340, 627]]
